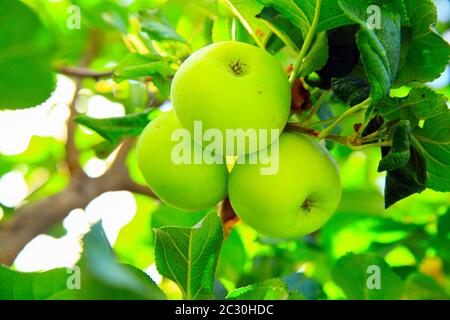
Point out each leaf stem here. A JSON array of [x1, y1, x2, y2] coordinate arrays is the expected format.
[[223, 0, 265, 49], [288, 0, 322, 84], [57, 66, 113, 79], [308, 115, 340, 127], [302, 91, 330, 125], [318, 98, 371, 139], [286, 123, 391, 150]]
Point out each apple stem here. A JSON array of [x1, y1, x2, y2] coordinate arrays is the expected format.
[[288, 0, 323, 84]]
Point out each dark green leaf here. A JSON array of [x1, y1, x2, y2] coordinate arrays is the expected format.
[[314, 25, 361, 89], [0, 0, 56, 109], [226, 278, 290, 300], [378, 120, 411, 172], [332, 253, 405, 300], [76, 222, 165, 299], [383, 145, 426, 208], [332, 77, 370, 106], [154, 211, 224, 300], [378, 87, 450, 193], [437, 209, 450, 241], [299, 32, 329, 77], [338, 0, 402, 102], [256, 7, 302, 52], [75, 108, 160, 145]]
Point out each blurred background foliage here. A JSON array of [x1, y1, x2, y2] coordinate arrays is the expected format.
[[0, 0, 449, 300]]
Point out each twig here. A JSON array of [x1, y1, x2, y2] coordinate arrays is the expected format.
[[57, 66, 113, 80], [0, 165, 156, 266], [65, 81, 84, 176], [302, 91, 330, 126], [288, 0, 322, 84], [318, 99, 371, 139], [286, 123, 390, 150]]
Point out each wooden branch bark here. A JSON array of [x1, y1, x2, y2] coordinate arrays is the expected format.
[[0, 31, 158, 266], [57, 66, 113, 80], [0, 154, 156, 266]]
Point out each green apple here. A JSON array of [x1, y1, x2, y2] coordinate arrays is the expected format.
[[228, 132, 342, 238], [171, 41, 291, 156], [136, 111, 228, 211]]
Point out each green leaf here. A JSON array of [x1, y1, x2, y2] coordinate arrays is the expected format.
[[256, 0, 352, 38], [338, 0, 402, 102], [378, 87, 450, 193], [152, 204, 209, 229], [224, 0, 268, 48], [154, 211, 224, 300], [331, 77, 370, 106], [411, 110, 450, 193], [226, 278, 290, 300], [395, 0, 450, 86], [114, 53, 175, 81], [75, 108, 160, 145], [0, 0, 56, 109], [378, 120, 411, 172], [283, 273, 324, 300], [0, 265, 68, 300], [121, 264, 166, 300], [139, 9, 186, 43], [332, 253, 405, 300], [299, 32, 328, 77], [378, 87, 447, 126], [256, 7, 302, 52], [217, 229, 247, 283], [437, 209, 450, 241], [212, 17, 234, 43], [405, 273, 449, 300], [77, 222, 165, 300]]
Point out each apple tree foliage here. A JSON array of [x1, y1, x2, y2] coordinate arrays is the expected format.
[[0, 0, 449, 300]]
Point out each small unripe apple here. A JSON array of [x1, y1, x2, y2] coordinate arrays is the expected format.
[[136, 111, 228, 211], [171, 41, 291, 156], [228, 132, 342, 239]]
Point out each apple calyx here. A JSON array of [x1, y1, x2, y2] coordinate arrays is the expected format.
[[229, 59, 247, 76], [301, 198, 315, 213]]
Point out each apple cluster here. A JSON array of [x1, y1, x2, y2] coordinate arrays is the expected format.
[[137, 41, 342, 239]]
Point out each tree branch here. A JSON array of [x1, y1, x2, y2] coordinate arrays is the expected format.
[[65, 81, 84, 176], [0, 31, 158, 266], [57, 66, 113, 80], [0, 157, 156, 266]]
